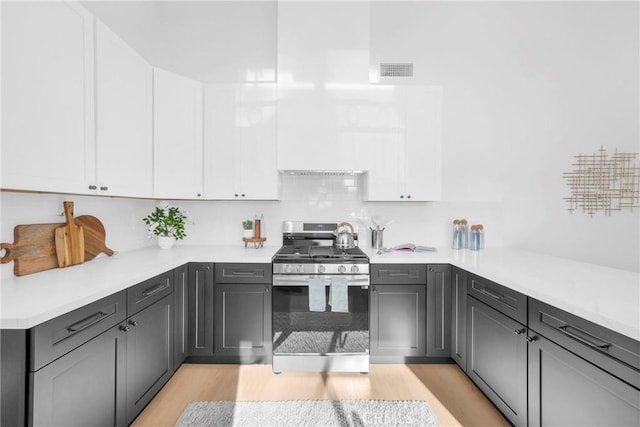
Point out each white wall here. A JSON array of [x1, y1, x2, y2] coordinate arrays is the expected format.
[[371, 1, 639, 271]]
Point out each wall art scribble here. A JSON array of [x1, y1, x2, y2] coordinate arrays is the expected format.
[[563, 147, 640, 216]]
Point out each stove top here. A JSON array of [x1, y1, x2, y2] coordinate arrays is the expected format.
[[273, 245, 368, 263], [272, 221, 369, 267]]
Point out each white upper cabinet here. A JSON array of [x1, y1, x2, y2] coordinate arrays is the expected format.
[[153, 68, 204, 199], [1, 1, 95, 194], [204, 84, 279, 200], [276, 1, 371, 171], [94, 21, 153, 197], [364, 86, 442, 202]]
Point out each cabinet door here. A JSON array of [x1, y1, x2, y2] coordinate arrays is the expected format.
[[174, 264, 189, 369], [31, 326, 126, 427], [426, 265, 451, 357], [153, 68, 204, 199], [364, 86, 442, 201], [125, 294, 174, 424], [204, 84, 279, 200], [94, 21, 152, 197], [214, 284, 272, 362], [403, 86, 442, 201], [1, 1, 95, 194], [370, 284, 426, 357], [528, 333, 640, 427], [467, 296, 527, 426], [451, 267, 467, 370], [188, 263, 215, 356]]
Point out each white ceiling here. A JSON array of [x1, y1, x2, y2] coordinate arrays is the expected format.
[[81, 1, 278, 83]]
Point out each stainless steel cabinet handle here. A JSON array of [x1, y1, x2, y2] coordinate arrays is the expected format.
[[388, 271, 410, 277], [129, 320, 139, 327], [479, 286, 504, 301], [66, 311, 108, 333], [100, 186, 108, 191], [88, 185, 97, 190], [265, 287, 269, 293], [230, 271, 258, 276], [142, 282, 169, 298], [119, 325, 130, 332], [514, 329, 524, 335], [526, 336, 537, 343], [559, 325, 611, 349]]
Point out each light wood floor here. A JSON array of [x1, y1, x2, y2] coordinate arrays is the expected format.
[[132, 364, 508, 426]]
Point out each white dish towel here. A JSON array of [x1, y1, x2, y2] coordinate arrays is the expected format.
[[329, 277, 349, 313], [308, 277, 326, 312]]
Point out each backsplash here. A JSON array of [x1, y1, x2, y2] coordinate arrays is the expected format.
[[0, 175, 503, 278]]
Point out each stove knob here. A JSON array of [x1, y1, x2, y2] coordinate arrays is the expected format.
[[350, 265, 359, 273], [296, 264, 305, 273], [317, 265, 326, 273], [338, 265, 347, 274], [283, 264, 292, 273]]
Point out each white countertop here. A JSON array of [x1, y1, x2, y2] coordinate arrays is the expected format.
[[1, 245, 638, 343]]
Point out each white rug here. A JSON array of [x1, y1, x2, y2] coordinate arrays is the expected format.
[[175, 399, 439, 427]]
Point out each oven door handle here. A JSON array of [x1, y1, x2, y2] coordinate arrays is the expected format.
[[272, 276, 370, 287]]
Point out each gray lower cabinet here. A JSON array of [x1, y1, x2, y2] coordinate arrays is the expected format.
[[125, 294, 174, 424], [426, 265, 451, 357], [30, 325, 127, 426], [528, 333, 640, 426], [451, 267, 467, 370], [467, 295, 527, 426], [370, 264, 427, 359], [213, 263, 272, 363], [188, 262, 214, 356], [28, 270, 177, 427], [370, 284, 426, 357], [528, 297, 640, 426], [174, 264, 189, 369], [214, 283, 272, 362]]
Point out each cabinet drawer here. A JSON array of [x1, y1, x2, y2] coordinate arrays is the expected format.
[[370, 264, 426, 285], [127, 271, 173, 316], [215, 263, 272, 283], [467, 273, 527, 324], [30, 291, 127, 371], [529, 298, 640, 388]]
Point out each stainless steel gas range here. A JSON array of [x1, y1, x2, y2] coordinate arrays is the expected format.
[[271, 221, 370, 374]]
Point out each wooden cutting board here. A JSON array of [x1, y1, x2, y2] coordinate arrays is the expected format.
[[55, 201, 85, 268], [76, 215, 114, 260], [1, 213, 115, 276], [0, 223, 61, 276]]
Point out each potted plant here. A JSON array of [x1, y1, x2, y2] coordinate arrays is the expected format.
[[242, 220, 254, 239], [143, 201, 192, 249]]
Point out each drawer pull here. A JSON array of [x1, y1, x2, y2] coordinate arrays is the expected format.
[[142, 282, 169, 298], [230, 271, 258, 276], [387, 271, 410, 277], [514, 329, 524, 335], [479, 286, 504, 301], [559, 325, 611, 350], [66, 311, 108, 333]]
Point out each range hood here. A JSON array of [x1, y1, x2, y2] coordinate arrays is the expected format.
[[276, 1, 371, 173]]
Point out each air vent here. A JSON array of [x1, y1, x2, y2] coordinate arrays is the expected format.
[[380, 63, 414, 78]]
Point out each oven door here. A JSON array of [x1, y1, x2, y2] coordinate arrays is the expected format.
[[272, 275, 370, 356]]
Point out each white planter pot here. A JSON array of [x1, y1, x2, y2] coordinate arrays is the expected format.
[[157, 236, 176, 249], [243, 229, 254, 239]]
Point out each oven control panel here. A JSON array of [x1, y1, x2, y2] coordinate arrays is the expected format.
[[273, 263, 369, 275]]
